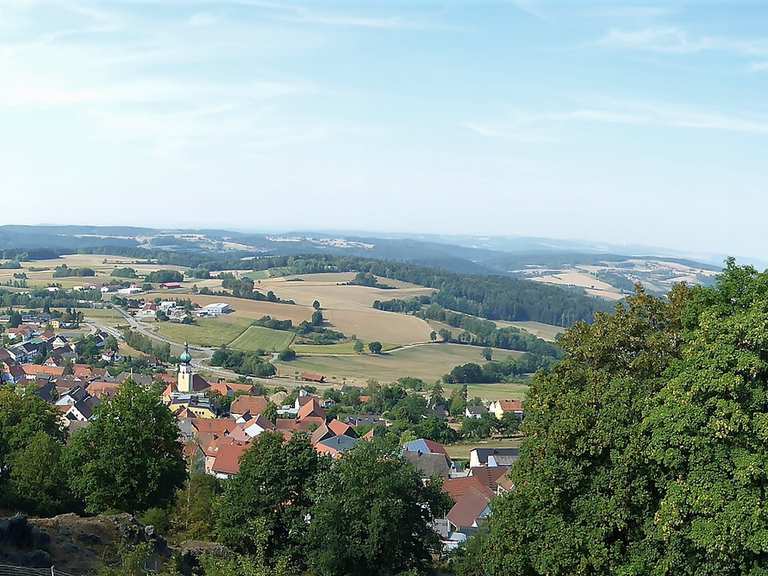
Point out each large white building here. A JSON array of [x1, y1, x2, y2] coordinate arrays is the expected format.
[[198, 302, 232, 317]]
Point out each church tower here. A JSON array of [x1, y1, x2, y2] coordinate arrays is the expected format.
[[177, 342, 193, 393]]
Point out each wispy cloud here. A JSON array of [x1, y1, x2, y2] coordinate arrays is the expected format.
[[597, 26, 768, 56], [466, 100, 768, 141]]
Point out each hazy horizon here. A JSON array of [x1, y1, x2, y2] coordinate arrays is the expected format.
[[2, 1, 766, 258]]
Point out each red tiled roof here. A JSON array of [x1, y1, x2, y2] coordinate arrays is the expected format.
[[327, 419, 356, 438], [498, 399, 523, 412], [212, 442, 250, 475], [469, 466, 510, 490], [230, 395, 269, 416], [276, 416, 324, 433], [301, 372, 325, 382], [86, 381, 121, 399], [22, 364, 64, 378], [447, 486, 492, 529], [298, 398, 325, 421], [191, 418, 237, 436], [443, 476, 495, 501], [422, 439, 448, 456]]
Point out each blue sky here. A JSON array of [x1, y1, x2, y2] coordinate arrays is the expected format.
[[1, 1, 766, 259]]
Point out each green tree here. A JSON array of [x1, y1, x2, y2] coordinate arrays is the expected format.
[[262, 401, 278, 424], [353, 339, 364, 353], [481, 346, 493, 361], [483, 286, 688, 575], [309, 441, 450, 576], [430, 330, 437, 341], [215, 432, 325, 569], [367, 341, 383, 354], [312, 300, 321, 310], [311, 310, 324, 326], [170, 473, 220, 542], [9, 431, 72, 516], [65, 381, 186, 513]]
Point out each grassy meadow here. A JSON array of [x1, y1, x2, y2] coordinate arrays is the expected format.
[[230, 325, 295, 352]]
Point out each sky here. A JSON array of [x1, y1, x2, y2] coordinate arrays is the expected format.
[[1, 1, 767, 259]]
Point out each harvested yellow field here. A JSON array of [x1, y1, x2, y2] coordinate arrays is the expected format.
[[532, 271, 622, 300], [324, 308, 432, 345], [259, 274, 435, 310]]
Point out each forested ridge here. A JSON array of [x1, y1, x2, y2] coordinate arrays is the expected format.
[[77, 249, 609, 326]]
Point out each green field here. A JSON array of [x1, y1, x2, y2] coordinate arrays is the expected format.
[[230, 325, 295, 352], [244, 267, 288, 280], [154, 317, 251, 347], [275, 343, 524, 386], [445, 382, 529, 402]]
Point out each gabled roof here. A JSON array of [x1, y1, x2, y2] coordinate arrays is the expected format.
[[208, 382, 255, 397], [497, 399, 523, 412], [315, 435, 359, 458], [443, 476, 495, 501], [86, 381, 121, 399], [471, 447, 519, 466], [297, 398, 326, 421], [404, 451, 451, 479], [230, 395, 269, 416], [211, 441, 250, 476], [446, 487, 492, 530], [403, 438, 448, 457], [22, 364, 64, 378], [276, 416, 324, 434], [327, 419, 358, 438], [469, 466, 510, 490], [191, 418, 237, 436]]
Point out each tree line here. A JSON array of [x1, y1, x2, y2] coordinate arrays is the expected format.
[[77, 250, 609, 327]]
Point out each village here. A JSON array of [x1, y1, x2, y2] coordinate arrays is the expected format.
[[0, 310, 524, 553]]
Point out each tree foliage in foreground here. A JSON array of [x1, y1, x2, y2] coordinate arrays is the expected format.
[[309, 439, 450, 576], [483, 260, 768, 576], [65, 381, 186, 514]]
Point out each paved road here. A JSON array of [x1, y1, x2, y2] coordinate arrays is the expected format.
[[85, 307, 313, 387]]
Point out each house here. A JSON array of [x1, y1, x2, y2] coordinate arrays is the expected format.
[[161, 282, 182, 289], [87, 381, 121, 400], [489, 399, 524, 420], [469, 447, 519, 468], [446, 485, 492, 534], [315, 435, 359, 459], [327, 419, 358, 438], [29, 379, 58, 403], [168, 394, 216, 419], [207, 438, 249, 479], [59, 396, 100, 427], [230, 413, 275, 442], [275, 416, 326, 438], [465, 405, 489, 419], [469, 466, 512, 494], [403, 438, 449, 458], [6, 325, 36, 341], [297, 397, 326, 421], [301, 372, 326, 383], [117, 286, 142, 295], [208, 381, 257, 398], [404, 451, 451, 480], [22, 363, 65, 380], [100, 350, 122, 363], [230, 395, 269, 419]]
